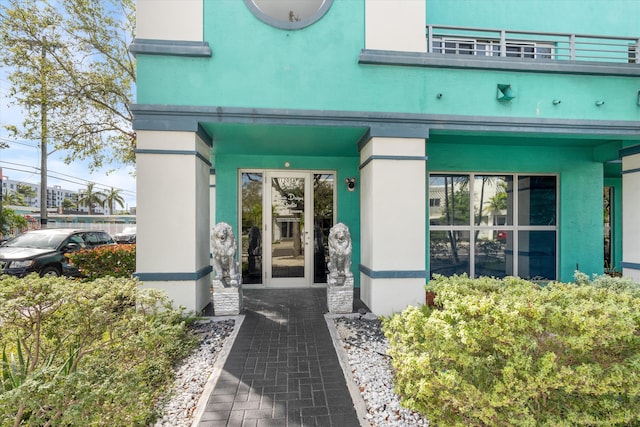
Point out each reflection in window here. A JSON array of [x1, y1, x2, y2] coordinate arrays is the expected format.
[[473, 175, 513, 227], [518, 176, 556, 226], [428, 175, 470, 226], [429, 230, 470, 277], [518, 231, 556, 280], [429, 173, 557, 281], [313, 174, 334, 283], [241, 172, 263, 284], [475, 231, 513, 278]]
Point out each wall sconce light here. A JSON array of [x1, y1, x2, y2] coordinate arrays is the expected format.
[[595, 100, 605, 106], [345, 177, 356, 192], [436, 93, 443, 99], [496, 84, 515, 102], [284, 161, 291, 168], [552, 99, 561, 105]]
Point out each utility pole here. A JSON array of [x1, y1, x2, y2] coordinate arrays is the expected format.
[[0, 167, 4, 236], [40, 38, 49, 228]]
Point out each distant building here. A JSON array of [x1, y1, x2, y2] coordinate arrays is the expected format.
[[1, 177, 106, 214]]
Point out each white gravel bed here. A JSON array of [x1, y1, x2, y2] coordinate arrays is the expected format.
[[333, 315, 429, 427], [154, 318, 235, 427]]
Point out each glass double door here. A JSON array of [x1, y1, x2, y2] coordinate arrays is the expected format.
[[240, 170, 334, 287]]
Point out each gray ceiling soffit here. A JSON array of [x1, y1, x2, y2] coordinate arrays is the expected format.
[[130, 104, 640, 138], [359, 49, 640, 77], [129, 38, 212, 57]]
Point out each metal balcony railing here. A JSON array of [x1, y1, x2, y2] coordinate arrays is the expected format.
[[426, 25, 640, 64]]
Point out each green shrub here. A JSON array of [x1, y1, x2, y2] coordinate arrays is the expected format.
[[574, 270, 640, 295], [0, 274, 197, 426], [383, 274, 640, 427], [67, 244, 136, 281]]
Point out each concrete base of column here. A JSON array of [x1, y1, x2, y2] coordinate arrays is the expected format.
[[139, 277, 211, 314], [360, 276, 425, 316]]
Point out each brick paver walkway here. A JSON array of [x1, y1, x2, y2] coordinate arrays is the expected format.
[[198, 288, 361, 427]]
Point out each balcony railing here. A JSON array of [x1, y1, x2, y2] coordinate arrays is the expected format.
[[426, 25, 640, 63]]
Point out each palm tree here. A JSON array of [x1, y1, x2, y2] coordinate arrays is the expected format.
[[3, 190, 26, 206], [61, 198, 77, 211], [77, 183, 106, 215], [103, 187, 125, 215]]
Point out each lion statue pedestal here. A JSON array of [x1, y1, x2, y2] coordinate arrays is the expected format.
[[326, 223, 354, 314], [211, 222, 243, 315]]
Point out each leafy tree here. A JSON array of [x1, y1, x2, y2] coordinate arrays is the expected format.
[[103, 187, 125, 214], [0, 0, 135, 224], [0, 0, 135, 168], [61, 197, 76, 210], [0, 0, 67, 226], [0, 208, 28, 236], [15, 183, 37, 202], [77, 183, 106, 215], [2, 191, 26, 207]]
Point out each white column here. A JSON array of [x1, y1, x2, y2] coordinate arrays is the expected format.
[[136, 0, 203, 41], [360, 136, 427, 315], [135, 130, 211, 313], [622, 148, 640, 280], [365, 0, 427, 53]]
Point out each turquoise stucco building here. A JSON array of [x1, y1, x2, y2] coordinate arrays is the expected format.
[[131, 0, 640, 315]]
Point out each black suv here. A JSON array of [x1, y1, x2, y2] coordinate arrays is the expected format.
[[0, 229, 115, 278]]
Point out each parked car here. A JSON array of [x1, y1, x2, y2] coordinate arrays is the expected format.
[[0, 229, 115, 278], [114, 225, 136, 244]]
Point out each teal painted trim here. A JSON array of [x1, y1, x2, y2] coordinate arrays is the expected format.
[[619, 145, 640, 157], [622, 167, 640, 175], [133, 266, 213, 281], [369, 124, 430, 139], [621, 262, 640, 270], [356, 126, 430, 152], [129, 38, 212, 57], [242, 0, 334, 30], [131, 104, 640, 138], [358, 49, 640, 77], [135, 149, 212, 167], [359, 155, 428, 170], [197, 123, 213, 147], [359, 264, 427, 279]]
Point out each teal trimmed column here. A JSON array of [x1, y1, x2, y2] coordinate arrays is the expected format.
[[134, 130, 212, 313], [621, 145, 640, 280], [359, 131, 428, 315]]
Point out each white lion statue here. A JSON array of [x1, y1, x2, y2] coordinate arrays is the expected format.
[[211, 222, 239, 287], [328, 223, 353, 286]]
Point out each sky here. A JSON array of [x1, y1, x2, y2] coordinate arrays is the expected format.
[[0, 24, 137, 212]]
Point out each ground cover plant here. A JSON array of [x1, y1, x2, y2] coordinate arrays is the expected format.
[[67, 243, 136, 281], [383, 274, 640, 427], [0, 274, 197, 426]]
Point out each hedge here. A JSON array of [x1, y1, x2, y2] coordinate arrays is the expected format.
[[67, 243, 136, 281], [0, 274, 196, 426], [383, 274, 640, 427]]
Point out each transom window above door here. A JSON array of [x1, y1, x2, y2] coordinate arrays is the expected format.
[[429, 173, 557, 281]]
